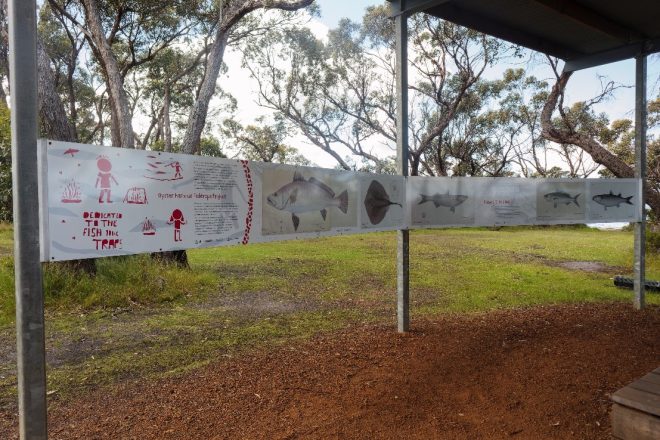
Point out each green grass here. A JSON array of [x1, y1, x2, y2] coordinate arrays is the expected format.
[[0, 254, 218, 327], [0, 224, 658, 407]]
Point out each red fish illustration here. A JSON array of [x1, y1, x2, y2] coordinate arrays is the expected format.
[[63, 148, 79, 157]]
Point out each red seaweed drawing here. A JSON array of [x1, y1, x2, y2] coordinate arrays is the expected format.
[[123, 187, 148, 204], [61, 179, 82, 203]]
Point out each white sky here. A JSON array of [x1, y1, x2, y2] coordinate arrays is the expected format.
[[219, 0, 660, 169]]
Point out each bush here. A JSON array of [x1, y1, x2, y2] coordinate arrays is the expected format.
[[647, 230, 660, 252], [0, 254, 218, 325], [0, 104, 11, 222]]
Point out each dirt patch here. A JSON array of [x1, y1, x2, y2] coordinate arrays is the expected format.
[[1, 302, 658, 439], [556, 261, 621, 273], [199, 291, 323, 316]]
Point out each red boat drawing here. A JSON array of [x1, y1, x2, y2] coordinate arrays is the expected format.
[[142, 218, 156, 236]]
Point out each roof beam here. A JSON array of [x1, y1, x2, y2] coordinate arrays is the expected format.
[[388, 0, 451, 18], [564, 37, 660, 72], [531, 0, 644, 42], [425, 2, 581, 60]]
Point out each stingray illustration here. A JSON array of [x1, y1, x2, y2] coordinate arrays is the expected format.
[[363, 180, 402, 225]]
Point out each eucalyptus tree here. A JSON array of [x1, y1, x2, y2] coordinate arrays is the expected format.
[[179, 0, 316, 154], [47, 0, 200, 148], [138, 47, 210, 151], [244, 5, 520, 175], [541, 59, 660, 217]]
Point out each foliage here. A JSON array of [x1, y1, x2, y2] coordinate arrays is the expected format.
[[0, 104, 10, 222], [222, 116, 310, 165], [647, 230, 660, 252], [199, 136, 227, 158], [598, 95, 660, 188], [0, 251, 218, 326], [242, 6, 560, 176]]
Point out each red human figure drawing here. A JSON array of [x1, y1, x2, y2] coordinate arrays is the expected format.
[[167, 209, 186, 242], [169, 161, 183, 179], [95, 156, 118, 203]]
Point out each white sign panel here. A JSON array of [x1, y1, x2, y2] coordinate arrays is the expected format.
[[39, 140, 642, 262], [407, 177, 475, 228], [586, 179, 640, 222], [474, 178, 537, 226], [536, 180, 586, 224], [40, 140, 254, 261], [407, 176, 641, 228], [260, 165, 358, 235], [360, 174, 406, 229]]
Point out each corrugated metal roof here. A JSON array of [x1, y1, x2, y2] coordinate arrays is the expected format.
[[395, 0, 660, 71]]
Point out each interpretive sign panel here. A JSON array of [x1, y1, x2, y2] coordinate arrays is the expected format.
[[40, 140, 254, 261], [408, 176, 641, 228], [407, 177, 475, 227], [39, 140, 642, 261]]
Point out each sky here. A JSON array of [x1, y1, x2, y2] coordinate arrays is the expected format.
[[220, 0, 660, 169]]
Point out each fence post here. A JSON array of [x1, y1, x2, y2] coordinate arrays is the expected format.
[[8, 0, 48, 438], [633, 54, 647, 310], [393, 0, 410, 332]]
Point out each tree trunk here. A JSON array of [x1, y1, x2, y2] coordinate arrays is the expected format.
[[180, 0, 314, 155], [151, 251, 189, 268], [541, 71, 660, 217], [81, 0, 134, 148], [37, 40, 76, 141], [36, 33, 96, 274], [163, 84, 172, 152], [181, 31, 228, 154]]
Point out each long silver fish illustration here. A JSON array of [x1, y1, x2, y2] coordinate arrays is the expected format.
[[592, 190, 633, 210], [364, 180, 402, 225], [419, 193, 468, 213], [266, 171, 348, 231], [544, 191, 580, 208]]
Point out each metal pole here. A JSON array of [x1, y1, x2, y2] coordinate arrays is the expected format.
[[8, 0, 48, 438], [393, 0, 410, 332], [633, 54, 647, 310]]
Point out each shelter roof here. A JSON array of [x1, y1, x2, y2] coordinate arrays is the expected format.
[[392, 0, 660, 71]]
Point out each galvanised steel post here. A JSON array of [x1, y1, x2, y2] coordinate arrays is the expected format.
[[634, 54, 647, 310], [393, 0, 410, 332], [8, 0, 48, 438]]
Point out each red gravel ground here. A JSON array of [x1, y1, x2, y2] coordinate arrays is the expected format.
[[1, 302, 659, 439]]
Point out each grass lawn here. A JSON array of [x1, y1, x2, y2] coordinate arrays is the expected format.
[[0, 224, 657, 407]]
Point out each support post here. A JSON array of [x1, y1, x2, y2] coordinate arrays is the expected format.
[[8, 0, 48, 438], [393, 0, 410, 332], [633, 54, 647, 310]]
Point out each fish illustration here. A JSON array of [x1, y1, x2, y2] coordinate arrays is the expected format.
[[592, 191, 633, 210], [266, 171, 348, 231], [364, 180, 402, 225], [63, 148, 79, 157], [419, 193, 468, 213], [544, 191, 580, 208]]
